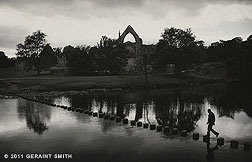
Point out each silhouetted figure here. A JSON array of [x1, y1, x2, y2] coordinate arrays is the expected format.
[[207, 109, 219, 138]]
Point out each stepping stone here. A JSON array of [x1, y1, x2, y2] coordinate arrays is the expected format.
[[156, 125, 162, 132], [217, 137, 224, 146], [143, 123, 149, 128], [244, 142, 251, 151], [164, 126, 170, 133], [116, 116, 121, 122], [203, 135, 209, 142], [123, 118, 128, 124], [99, 113, 104, 118], [104, 114, 109, 119], [172, 128, 178, 135], [137, 121, 142, 127], [109, 115, 115, 120], [150, 124, 156, 130], [181, 130, 187, 137], [92, 112, 98, 117], [230, 140, 238, 149], [130, 120, 136, 126], [193, 133, 199, 140]]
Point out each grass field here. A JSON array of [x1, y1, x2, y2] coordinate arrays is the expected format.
[[0, 68, 226, 95]]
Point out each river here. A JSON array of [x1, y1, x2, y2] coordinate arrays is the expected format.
[[0, 82, 251, 162]]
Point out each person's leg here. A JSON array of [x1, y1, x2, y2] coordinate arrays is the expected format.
[[210, 127, 219, 137], [207, 124, 211, 136]]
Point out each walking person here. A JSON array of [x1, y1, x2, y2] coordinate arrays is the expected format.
[[207, 109, 219, 138]]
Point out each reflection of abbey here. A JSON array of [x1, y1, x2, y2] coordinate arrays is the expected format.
[[118, 25, 155, 72]]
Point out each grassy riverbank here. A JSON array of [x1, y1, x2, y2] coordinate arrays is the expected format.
[[0, 68, 226, 95]]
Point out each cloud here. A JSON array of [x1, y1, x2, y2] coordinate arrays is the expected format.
[[0, 0, 146, 19], [0, 0, 251, 57], [0, 25, 29, 56], [0, 0, 251, 19], [192, 18, 252, 45], [216, 18, 252, 39]]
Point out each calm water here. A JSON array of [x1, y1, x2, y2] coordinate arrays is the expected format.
[[0, 82, 252, 162]]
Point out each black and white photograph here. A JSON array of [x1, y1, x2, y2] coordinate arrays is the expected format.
[[0, 0, 252, 162]]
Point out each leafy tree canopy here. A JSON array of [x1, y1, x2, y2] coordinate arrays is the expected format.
[[153, 27, 206, 74], [16, 30, 55, 74]]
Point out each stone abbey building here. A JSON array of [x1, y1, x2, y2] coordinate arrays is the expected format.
[[48, 25, 155, 75], [118, 25, 155, 72]]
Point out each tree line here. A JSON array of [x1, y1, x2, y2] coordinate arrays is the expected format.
[[15, 31, 129, 75], [206, 36, 252, 78], [0, 51, 15, 68], [61, 36, 129, 75], [13, 28, 252, 79]]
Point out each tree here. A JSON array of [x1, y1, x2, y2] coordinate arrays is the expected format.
[[40, 44, 57, 70], [138, 51, 149, 85], [89, 46, 100, 73], [0, 51, 15, 68], [161, 28, 196, 48], [63, 45, 92, 75], [206, 36, 252, 79], [63, 45, 79, 74], [62, 39, 127, 76], [154, 27, 206, 75], [0, 51, 9, 68], [247, 35, 252, 41], [94, 36, 129, 75], [16, 30, 48, 75], [53, 47, 62, 58]]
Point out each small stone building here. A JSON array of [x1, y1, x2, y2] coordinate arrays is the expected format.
[[50, 55, 69, 76]]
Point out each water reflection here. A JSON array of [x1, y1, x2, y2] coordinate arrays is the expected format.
[[206, 82, 252, 118], [9, 82, 251, 140], [59, 89, 206, 132], [206, 140, 219, 162], [50, 82, 252, 140], [17, 99, 50, 135], [0, 82, 252, 162]]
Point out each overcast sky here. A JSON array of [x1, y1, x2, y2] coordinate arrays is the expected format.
[[0, 0, 252, 57]]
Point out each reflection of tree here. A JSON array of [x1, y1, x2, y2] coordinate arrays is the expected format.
[[142, 101, 151, 123], [116, 99, 124, 118], [65, 82, 252, 133], [70, 94, 92, 110], [108, 98, 116, 115], [135, 101, 143, 121], [207, 82, 252, 118], [152, 90, 203, 132], [26, 113, 48, 135], [17, 99, 50, 135]]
